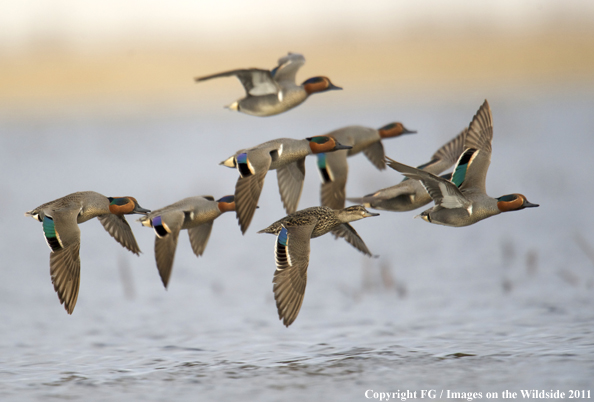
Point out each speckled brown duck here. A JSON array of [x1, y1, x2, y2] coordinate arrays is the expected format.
[[258, 205, 379, 327]]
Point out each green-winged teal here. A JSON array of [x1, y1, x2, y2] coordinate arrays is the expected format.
[[316, 122, 416, 209], [195, 53, 342, 116], [349, 127, 467, 212], [25, 191, 150, 314], [138, 195, 235, 288], [258, 205, 379, 327], [221, 136, 352, 234], [386, 100, 539, 227]]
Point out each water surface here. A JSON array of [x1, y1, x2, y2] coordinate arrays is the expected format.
[[1, 92, 593, 401]]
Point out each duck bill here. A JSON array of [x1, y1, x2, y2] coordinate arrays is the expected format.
[[364, 211, 380, 217], [334, 143, 352, 150], [329, 83, 342, 90], [220, 156, 236, 168], [524, 201, 539, 208], [402, 128, 417, 135], [134, 206, 151, 214]]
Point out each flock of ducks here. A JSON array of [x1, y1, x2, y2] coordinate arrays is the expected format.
[[25, 53, 539, 326]]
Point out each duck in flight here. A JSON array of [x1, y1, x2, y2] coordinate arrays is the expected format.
[[385, 100, 539, 227], [195, 53, 342, 117]]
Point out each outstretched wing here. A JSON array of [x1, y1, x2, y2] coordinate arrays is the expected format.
[[386, 157, 471, 210], [154, 229, 180, 289], [318, 151, 348, 210], [234, 148, 272, 234], [47, 207, 82, 314], [272, 223, 316, 327], [50, 242, 81, 315], [151, 210, 185, 288], [331, 223, 373, 256], [271, 53, 306, 84], [362, 141, 386, 170], [454, 100, 493, 194], [464, 100, 493, 155], [195, 69, 279, 97], [423, 127, 468, 175], [276, 159, 305, 214], [98, 214, 141, 255], [187, 222, 214, 257], [235, 171, 267, 234]]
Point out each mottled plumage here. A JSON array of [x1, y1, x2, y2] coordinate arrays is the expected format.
[[221, 136, 352, 234], [349, 127, 467, 212], [195, 53, 341, 116], [25, 191, 150, 314], [386, 100, 539, 227], [317, 122, 416, 209], [138, 195, 235, 288], [258, 205, 379, 327]]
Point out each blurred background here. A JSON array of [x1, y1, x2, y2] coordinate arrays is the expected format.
[[2, 0, 594, 118], [1, 1, 594, 401]]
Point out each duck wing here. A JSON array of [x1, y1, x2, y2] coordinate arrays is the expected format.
[[47, 207, 82, 314], [452, 100, 493, 194], [348, 181, 417, 205], [187, 221, 214, 257], [276, 158, 305, 214], [386, 157, 471, 210], [195, 69, 279, 97], [50, 242, 81, 315], [235, 171, 267, 234], [233, 147, 273, 233], [271, 53, 305, 84], [318, 151, 348, 210], [151, 210, 184, 288], [98, 214, 141, 255], [272, 221, 316, 327], [331, 223, 373, 256], [422, 127, 468, 175], [362, 141, 386, 170]]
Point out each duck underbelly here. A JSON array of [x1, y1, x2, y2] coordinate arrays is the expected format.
[[375, 193, 431, 212], [429, 203, 499, 227], [239, 92, 306, 117], [181, 210, 219, 230]]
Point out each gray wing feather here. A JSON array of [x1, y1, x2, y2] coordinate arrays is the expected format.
[[187, 222, 214, 257], [235, 170, 267, 234], [456, 101, 493, 193], [362, 141, 386, 170], [347, 183, 416, 207], [319, 151, 348, 210], [464, 100, 493, 155], [386, 157, 470, 210], [276, 159, 305, 214], [50, 242, 81, 315], [98, 214, 141, 255], [331, 223, 373, 256], [272, 53, 305, 84], [424, 127, 468, 175], [273, 223, 315, 327], [195, 68, 278, 97], [48, 207, 83, 314], [154, 229, 180, 288]]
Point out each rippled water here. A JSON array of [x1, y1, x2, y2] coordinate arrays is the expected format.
[[1, 91, 593, 400]]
